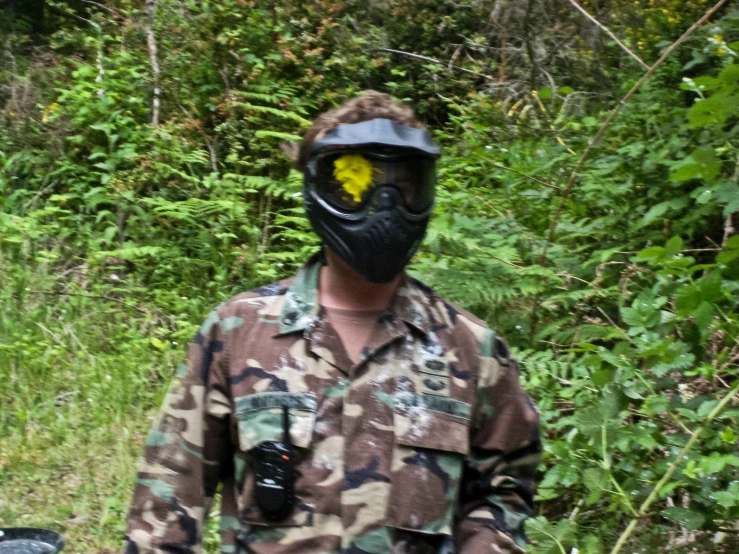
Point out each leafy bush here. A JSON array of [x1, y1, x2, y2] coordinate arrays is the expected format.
[[1, 1, 737, 552]]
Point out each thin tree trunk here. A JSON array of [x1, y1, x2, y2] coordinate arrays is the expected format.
[[145, 0, 161, 125], [722, 153, 739, 246], [524, 0, 537, 90], [498, 0, 512, 83], [259, 195, 272, 256]]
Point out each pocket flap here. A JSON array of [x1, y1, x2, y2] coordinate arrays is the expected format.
[[235, 392, 317, 450], [393, 392, 470, 455]]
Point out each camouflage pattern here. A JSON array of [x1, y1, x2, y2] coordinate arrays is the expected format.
[[124, 255, 542, 554]]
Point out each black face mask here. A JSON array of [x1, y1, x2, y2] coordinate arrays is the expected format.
[[303, 119, 441, 283]]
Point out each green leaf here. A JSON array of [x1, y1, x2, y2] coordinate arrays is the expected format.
[[695, 189, 712, 205], [720, 427, 736, 443], [150, 337, 167, 351], [559, 86, 574, 95], [716, 183, 739, 217], [637, 246, 665, 259], [254, 130, 301, 141], [664, 236, 683, 258], [688, 91, 739, 128], [644, 395, 669, 416], [718, 63, 739, 85], [657, 480, 682, 499], [592, 368, 613, 387], [539, 86, 552, 99], [525, 517, 576, 554], [717, 249, 739, 264], [697, 399, 719, 418], [685, 76, 721, 91], [661, 506, 705, 531], [670, 161, 702, 182], [726, 235, 739, 250], [713, 482, 739, 508], [675, 283, 701, 313], [699, 452, 739, 475], [692, 301, 714, 333], [541, 463, 580, 488], [650, 344, 695, 377], [670, 149, 720, 182], [698, 271, 723, 303], [620, 307, 642, 327], [575, 395, 621, 441], [691, 148, 721, 181], [641, 198, 689, 225], [583, 467, 609, 492], [581, 534, 602, 554]]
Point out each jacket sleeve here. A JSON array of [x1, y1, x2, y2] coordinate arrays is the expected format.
[[124, 309, 233, 554], [455, 330, 542, 553]]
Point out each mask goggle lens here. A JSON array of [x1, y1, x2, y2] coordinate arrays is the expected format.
[[311, 152, 435, 213]]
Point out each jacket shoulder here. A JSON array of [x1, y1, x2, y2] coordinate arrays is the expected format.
[[410, 277, 490, 345], [215, 276, 294, 320]]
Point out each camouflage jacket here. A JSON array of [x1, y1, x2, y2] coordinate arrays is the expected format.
[[124, 257, 542, 554]]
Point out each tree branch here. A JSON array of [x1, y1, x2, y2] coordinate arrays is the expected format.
[[474, 153, 565, 191], [80, 0, 121, 17], [565, 0, 649, 70], [27, 290, 151, 315], [371, 48, 490, 79]]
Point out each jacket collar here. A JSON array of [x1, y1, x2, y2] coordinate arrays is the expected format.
[[276, 254, 432, 337]]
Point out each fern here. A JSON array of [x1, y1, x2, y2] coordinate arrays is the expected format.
[[231, 91, 283, 105], [254, 130, 301, 141], [229, 102, 311, 126], [222, 170, 303, 201], [141, 197, 247, 223], [93, 244, 169, 260]]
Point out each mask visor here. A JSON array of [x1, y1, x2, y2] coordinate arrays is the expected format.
[[311, 152, 435, 213]]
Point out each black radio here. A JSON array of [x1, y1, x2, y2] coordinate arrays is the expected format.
[[252, 405, 296, 521]]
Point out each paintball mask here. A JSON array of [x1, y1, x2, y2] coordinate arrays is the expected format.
[[304, 118, 440, 283]]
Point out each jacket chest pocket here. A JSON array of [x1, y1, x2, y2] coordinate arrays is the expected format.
[[386, 393, 471, 536], [234, 392, 317, 528]]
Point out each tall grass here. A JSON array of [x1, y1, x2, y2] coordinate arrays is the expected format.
[[0, 254, 209, 552]]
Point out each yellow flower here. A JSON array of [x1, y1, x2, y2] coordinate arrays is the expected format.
[[42, 102, 59, 123], [333, 154, 373, 203]]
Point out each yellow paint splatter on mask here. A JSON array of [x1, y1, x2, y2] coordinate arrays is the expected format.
[[333, 154, 373, 203]]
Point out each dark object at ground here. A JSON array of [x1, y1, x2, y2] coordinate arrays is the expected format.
[[0, 529, 64, 554]]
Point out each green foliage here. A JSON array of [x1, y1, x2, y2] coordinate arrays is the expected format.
[[1, 1, 738, 553]]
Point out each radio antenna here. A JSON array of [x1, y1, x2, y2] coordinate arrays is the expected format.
[[282, 404, 292, 448]]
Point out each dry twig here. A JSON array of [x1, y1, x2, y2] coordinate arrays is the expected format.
[[28, 290, 151, 315], [372, 48, 490, 79], [565, 0, 649, 69], [80, 0, 121, 16], [475, 153, 565, 191]]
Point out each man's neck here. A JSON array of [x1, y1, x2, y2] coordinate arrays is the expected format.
[[319, 249, 401, 311]]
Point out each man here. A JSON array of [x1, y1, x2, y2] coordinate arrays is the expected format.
[[124, 91, 541, 554]]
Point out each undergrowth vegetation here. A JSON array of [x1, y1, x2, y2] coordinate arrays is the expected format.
[[1, 1, 738, 552]]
